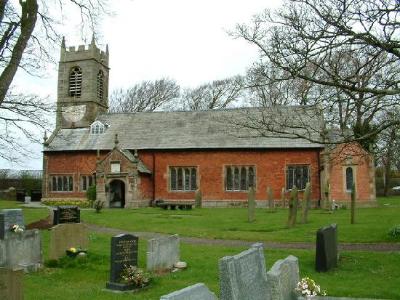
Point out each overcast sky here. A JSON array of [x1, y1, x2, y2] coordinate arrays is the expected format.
[[1, 0, 281, 171]]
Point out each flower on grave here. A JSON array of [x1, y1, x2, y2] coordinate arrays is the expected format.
[[295, 277, 327, 298], [10, 224, 24, 233], [120, 265, 151, 288], [68, 247, 77, 253]]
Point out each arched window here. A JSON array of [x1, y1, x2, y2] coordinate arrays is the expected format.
[[346, 167, 354, 192], [97, 70, 104, 100], [69, 66, 82, 97], [90, 121, 105, 134]]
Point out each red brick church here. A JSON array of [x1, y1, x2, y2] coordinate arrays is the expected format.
[[42, 39, 376, 208]]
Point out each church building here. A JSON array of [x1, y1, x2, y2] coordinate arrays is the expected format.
[[42, 39, 376, 208]]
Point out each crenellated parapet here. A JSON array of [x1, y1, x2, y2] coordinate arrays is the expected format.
[[60, 36, 109, 68]]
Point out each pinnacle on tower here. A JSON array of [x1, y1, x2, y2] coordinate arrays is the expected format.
[[90, 33, 96, 49]]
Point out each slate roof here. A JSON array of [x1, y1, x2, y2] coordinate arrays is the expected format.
[[45, 106, 324, 152]]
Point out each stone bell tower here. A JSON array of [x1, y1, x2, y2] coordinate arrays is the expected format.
[[56, 36, 109, 129]]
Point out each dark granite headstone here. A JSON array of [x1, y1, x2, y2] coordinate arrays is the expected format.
[[315, 223, 338, 272], [30, 190, 42, 202], [106, 234, 139, 291], [0, 209, 25, 239], [53, 206, 80, 225], [16, 190, 25, 202]]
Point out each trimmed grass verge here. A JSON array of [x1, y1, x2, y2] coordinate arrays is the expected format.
[[23, 231, 400, 299]]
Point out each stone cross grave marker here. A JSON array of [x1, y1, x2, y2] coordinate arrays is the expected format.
[[219, 242, 270, 300], [147, 234, 179, 272], [0, 268, 23, 300], [49, 223, 89, 260], [160, 283, 217, 300], [0, 229, 42, 272], [0, 209, 24, 239], [106, 234, 139, 291], [53, 206, 80, 225], [267, 255, 300, 300], [315, 224, 338, 272]]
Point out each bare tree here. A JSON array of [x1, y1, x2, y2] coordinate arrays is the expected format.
[[244, 62, 323, 107], [234, 0, 400, 148], [376, 111, 400, 196], [0, 92, 52, 161], [109, 78, 180, 113], [0, 0, 108, 162], [181, 75, 244, 110]]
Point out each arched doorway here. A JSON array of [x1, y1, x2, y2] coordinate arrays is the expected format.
[[109, 180, 125, 208]]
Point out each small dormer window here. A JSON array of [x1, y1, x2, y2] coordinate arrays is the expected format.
[[97, 70, 104, 100], [90, 121, 105, 134], [69, 66, 82, 97]]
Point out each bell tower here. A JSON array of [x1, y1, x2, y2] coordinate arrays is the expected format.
[[56, 36, 109, 128]]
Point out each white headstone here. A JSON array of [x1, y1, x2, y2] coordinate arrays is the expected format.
[[147, 234, 180, 271]]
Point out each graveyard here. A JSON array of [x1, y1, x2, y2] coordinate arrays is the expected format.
[[0, 197, 399, 299]]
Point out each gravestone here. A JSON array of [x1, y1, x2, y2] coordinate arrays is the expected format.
[[160, 283, 217, 300], [315, 224, 338, 272], [147, 234, 179, 272], [219, 242, 270, 300], [53, 206, 80, 225], [0, 268, 23, 300], [49, 223, 89, 260], [0, 209, 24, 239], [106, 234, 139, 291], [0, 229, 42, 272], [267, 255, 299, 300]]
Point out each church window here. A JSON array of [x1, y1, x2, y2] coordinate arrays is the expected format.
[[225, 166, 256, 191], [81, 175, 95, 191], [97, 70, 104, 100], [170, 167, 197, 191], [286, 165, 309, 190], [226, 167, 233, 190], [90, 121, 105, 134], [50, 175, 74, 192], [69, 66, 82, 97], [170, 168, 177, 190], [345, 167, 354, 192]]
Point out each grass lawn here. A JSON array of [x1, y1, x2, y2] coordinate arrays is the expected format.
[[1, 197, 399, 299], [79, 196, 400, 243], [22, 231, 400, 300]]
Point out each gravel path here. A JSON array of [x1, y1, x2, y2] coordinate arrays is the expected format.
[[86, 223, 400, 252]]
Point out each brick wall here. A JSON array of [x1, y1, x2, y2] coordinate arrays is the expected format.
[[45, 148, 322, 204], [44, 151, 99, 199], [328, 143, 376, 203], [140, 149, 321, 204]]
